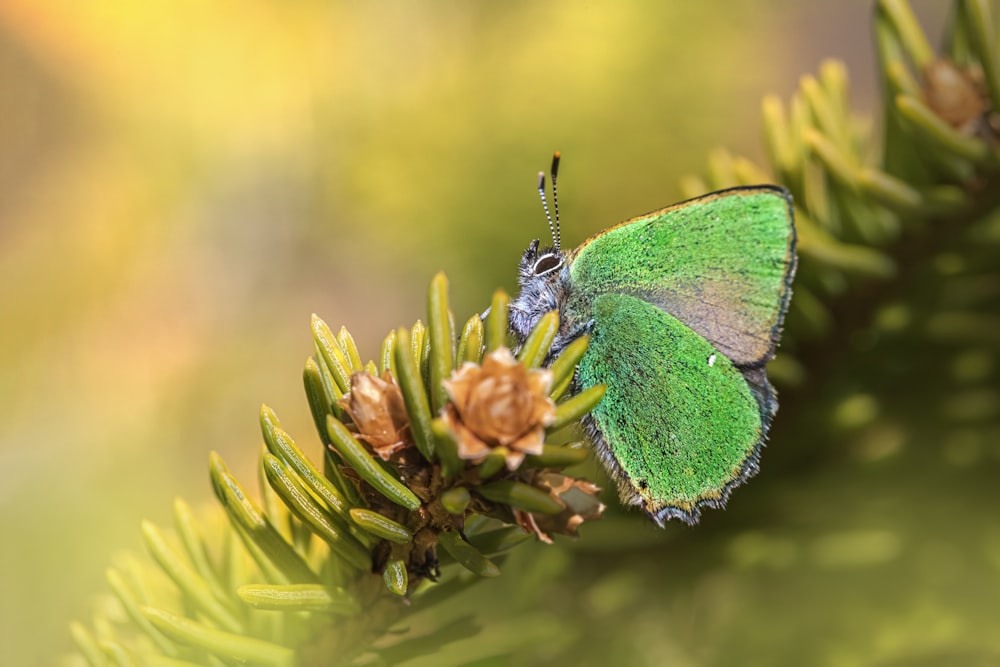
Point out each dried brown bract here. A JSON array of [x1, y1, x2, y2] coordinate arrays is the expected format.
[[515, 471, 606, 544]]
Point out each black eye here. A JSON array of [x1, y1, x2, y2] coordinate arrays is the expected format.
[[533, 254, 562, 276]]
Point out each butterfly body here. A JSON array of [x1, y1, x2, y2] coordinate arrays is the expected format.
[[510, 185, 796, 525]]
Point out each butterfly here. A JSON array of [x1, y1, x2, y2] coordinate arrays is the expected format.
[[509, 153, 797, 525]]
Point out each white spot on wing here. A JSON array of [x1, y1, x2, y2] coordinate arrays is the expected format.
[[707, 353, 716, 367]]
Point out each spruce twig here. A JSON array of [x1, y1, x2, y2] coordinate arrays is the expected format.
[[72, 276, 604, 666]]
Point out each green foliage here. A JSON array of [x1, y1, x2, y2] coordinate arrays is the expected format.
[[684, 1, 1000, 372], [71, 1, 1000, 665], [71, 275, 604, 666]]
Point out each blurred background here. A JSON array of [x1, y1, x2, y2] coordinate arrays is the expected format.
[[7, 1, 998, 665]]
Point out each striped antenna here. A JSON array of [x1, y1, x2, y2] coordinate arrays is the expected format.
[[536, 151, 562, 252], [537, 171, 558, 251], [549, 151, 561, 252]]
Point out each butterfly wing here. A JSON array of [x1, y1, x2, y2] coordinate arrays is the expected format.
[[578, 293, 764, 525], [567, 186, 796, 368], [565, 186, 795, 523]]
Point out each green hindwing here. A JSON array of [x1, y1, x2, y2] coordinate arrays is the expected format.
[[577, 293, 763, 525]]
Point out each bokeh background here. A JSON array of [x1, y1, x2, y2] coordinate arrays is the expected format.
[[8, 2, 999, 665]]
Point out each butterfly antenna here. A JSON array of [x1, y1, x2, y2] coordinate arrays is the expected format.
[[537, 170, 558, 251], [550, 151, 561, 252]]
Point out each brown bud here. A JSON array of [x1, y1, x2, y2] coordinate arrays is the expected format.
[[442, 347, 555, 470], [339, 371, 411, 460], [923, 59, 989, 134]]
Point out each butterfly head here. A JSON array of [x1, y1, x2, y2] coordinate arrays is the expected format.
[[509, 153, 571, 343], [510, 239, 568, 342], [519, 239, 564, 282]]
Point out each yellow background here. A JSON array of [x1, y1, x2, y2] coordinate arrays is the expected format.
[[0, 2, 964, 665]]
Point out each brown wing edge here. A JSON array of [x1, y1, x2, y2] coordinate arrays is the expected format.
[[731, 186, 798, 371]]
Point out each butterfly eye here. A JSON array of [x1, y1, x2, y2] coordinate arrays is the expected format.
[[533, 254, 563, 276]]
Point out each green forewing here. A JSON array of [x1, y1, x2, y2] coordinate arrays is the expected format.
[[568, 187, 795, 367], [578, 293, 762, 519]]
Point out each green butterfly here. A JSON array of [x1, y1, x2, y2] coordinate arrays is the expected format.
[[509, 155, 797, 525]]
